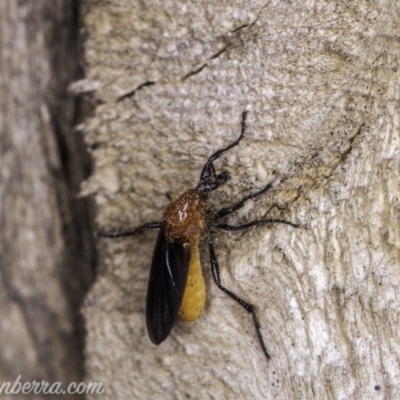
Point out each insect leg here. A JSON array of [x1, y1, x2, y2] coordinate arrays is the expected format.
[[200, 112, 247, 180], [213, 183, 273, 219], [208, 233, 271, 360], [96, 222, 162, 238], [214, 219, 298, 231]]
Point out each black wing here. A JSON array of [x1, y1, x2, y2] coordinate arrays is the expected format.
[[146, 227, 190, 344]]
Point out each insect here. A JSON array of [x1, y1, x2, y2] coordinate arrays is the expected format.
[[97, 112, 297, 360]]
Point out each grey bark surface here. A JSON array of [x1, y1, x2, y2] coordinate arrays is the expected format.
[[81, 0, 400, 399], [0, 1, 95, 398]]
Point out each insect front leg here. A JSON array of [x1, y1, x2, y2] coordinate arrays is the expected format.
[[207, 233, 271, 360], [200, 111, 248, 180], [96, 222, 162, 238]]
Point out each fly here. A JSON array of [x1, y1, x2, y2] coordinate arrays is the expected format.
[[97, 112, 298, 360]]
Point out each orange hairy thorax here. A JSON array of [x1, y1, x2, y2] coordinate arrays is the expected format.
[[163, 189, 207, 243]]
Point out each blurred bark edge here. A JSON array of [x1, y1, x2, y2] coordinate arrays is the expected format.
[[0, 2, 95, 399]]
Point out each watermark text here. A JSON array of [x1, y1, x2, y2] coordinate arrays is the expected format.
[[0, 375, 104, 395]]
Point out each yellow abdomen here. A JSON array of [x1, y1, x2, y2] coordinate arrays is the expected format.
[[179, 242, 206, 323]]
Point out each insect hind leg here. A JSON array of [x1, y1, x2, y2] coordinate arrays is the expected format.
[[96, 221, 162, 238], [208, 233, 271, 360]]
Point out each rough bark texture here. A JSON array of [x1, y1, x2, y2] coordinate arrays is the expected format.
[[0, 1, 95, 398], [81, 0, 400, 399]]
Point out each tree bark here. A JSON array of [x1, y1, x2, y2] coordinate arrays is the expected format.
[[82, 0, 400, 399], [0, 1, 95, 398]]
